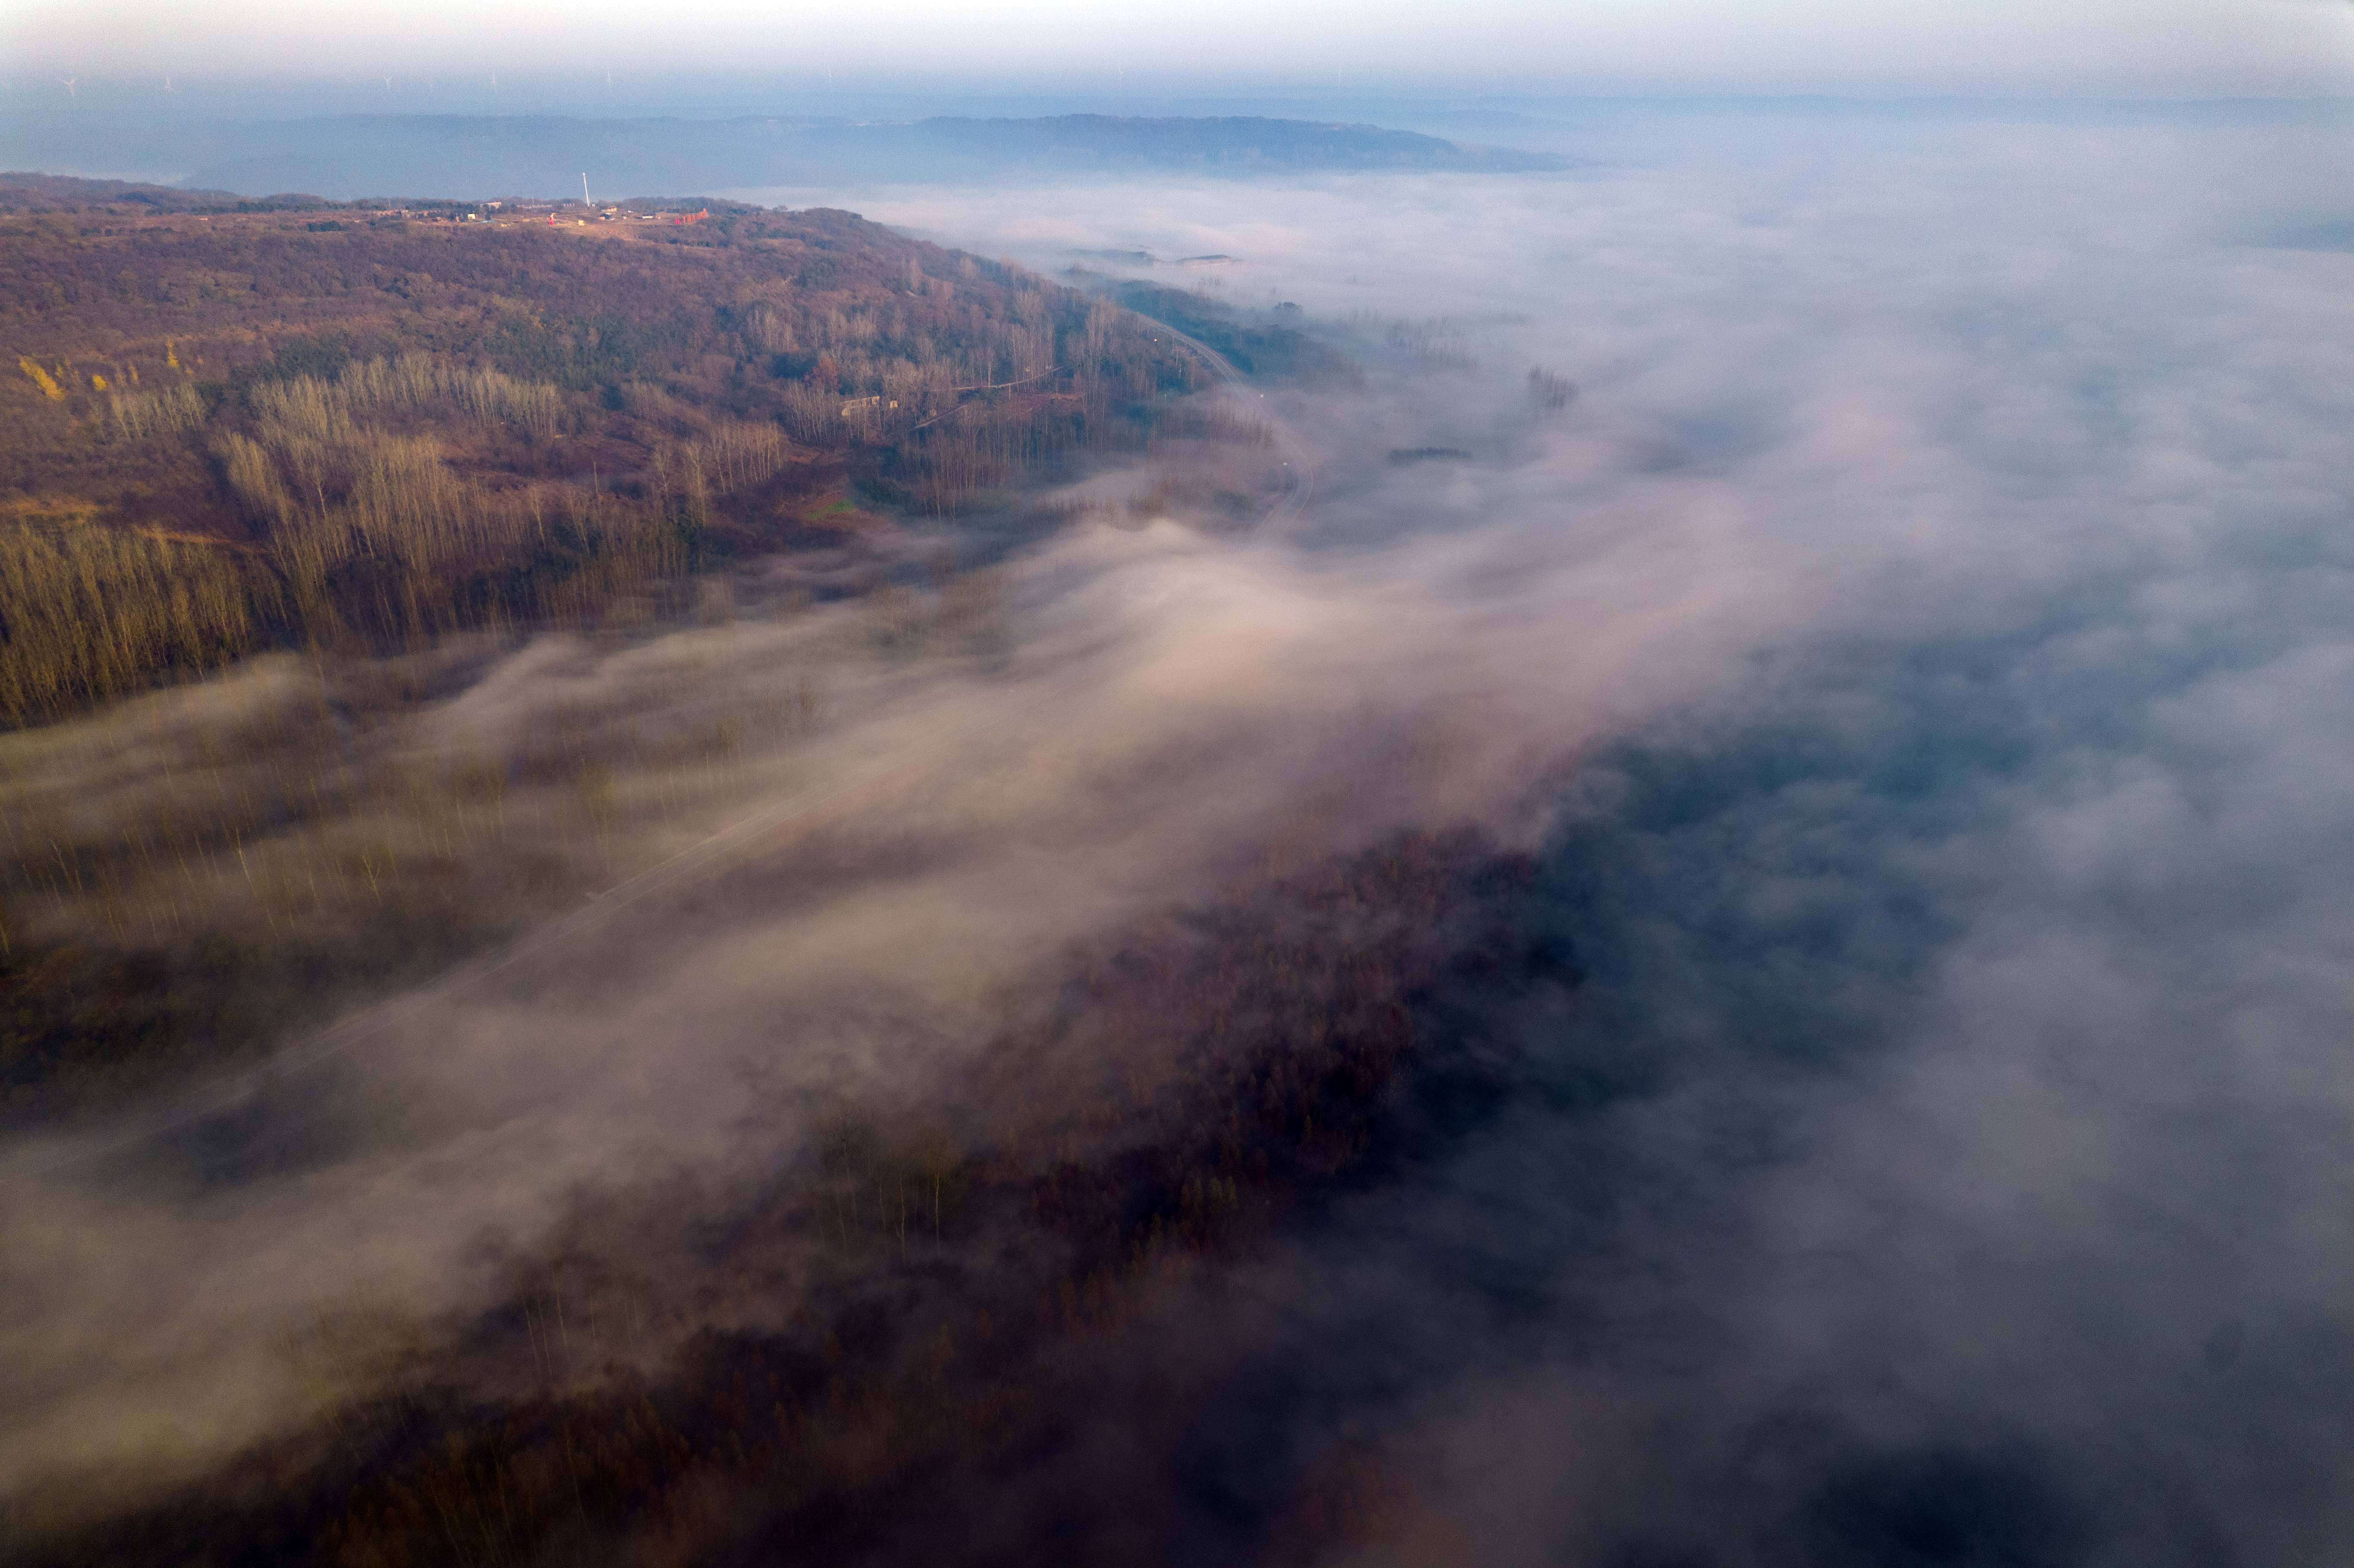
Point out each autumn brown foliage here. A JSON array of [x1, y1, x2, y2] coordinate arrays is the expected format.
[[0, 198, 1197, 722], [29, 829, 1564, 1568]]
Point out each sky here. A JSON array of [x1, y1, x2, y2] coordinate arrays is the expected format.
[[3, 0, 2352, 101]]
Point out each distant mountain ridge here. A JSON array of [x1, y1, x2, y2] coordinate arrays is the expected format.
[[175, 114, 1568, 200], [0, 171, 222, 211]]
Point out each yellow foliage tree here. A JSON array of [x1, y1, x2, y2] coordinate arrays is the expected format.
[[17, 357, 63, 401]]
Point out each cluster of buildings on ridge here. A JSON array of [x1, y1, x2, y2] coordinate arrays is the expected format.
[[352, 199, 712, 227]]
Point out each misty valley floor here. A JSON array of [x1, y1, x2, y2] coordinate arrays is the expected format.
[[9, 101, 2354, 1566]]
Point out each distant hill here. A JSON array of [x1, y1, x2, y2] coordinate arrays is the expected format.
[[173, 114, 1569, 200], [0, 171, 256, 213]]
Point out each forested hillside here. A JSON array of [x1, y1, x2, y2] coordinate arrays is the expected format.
[[26, 825, 1569, 1567], [0, 183, 1196, 722]]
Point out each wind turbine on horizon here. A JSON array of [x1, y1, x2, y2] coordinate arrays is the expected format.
[[59, 77, 77, 101]]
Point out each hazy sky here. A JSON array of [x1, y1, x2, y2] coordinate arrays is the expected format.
[[5, 0, 2351, 98]]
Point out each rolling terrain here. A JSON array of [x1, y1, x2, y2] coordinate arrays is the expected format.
[[0, 172, 1316, 1132], [0, 164, 1579, 1568]]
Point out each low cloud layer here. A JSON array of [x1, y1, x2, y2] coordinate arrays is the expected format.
[[760, 107, 2354, 1559], [8, 103, 2354, 1561]]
